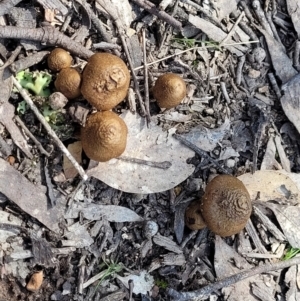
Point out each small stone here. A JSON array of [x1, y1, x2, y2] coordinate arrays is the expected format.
[[26, 270, 43, 292], [143, 221, 159, 239], [248, 69, 261, 79], [226, 159, 236, 168], [49, 92, 68, 110]]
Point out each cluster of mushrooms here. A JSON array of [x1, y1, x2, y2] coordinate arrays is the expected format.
[[185, 175, 252, 237], [47, 48, 187, 162]]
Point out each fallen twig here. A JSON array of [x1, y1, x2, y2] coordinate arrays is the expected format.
[[12, 77, 88, 181], [14, 115, 51, 157], [142, 28, 151, 121], [0, 26, 94, 59], [131, 0, 182, 30], [167, 256, 300, 301], [173, 134, 230, 175]]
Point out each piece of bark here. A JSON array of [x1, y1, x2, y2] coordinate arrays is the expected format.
[[153, 233, 183, 254], [0, 158, 62, 233], [26, 270, 43, 292]]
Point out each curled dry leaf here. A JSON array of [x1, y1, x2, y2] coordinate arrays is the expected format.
[[87, 111, 195, 193], [26, 270, 43, 292]]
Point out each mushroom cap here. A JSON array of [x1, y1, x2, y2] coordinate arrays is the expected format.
[[54, 68, 81, 99], [81, 53, 130, 111], [153, 73, 186, 109], [81, 111, 128, 162], [201, 175, 252, 237], [47, 48, 72, 72], [185, 200, 207, 231]]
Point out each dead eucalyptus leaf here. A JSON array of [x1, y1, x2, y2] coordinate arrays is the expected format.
[[116, 270, 154, 295], [63, 141, 82, 179], [182, 118, 230, 152], [263, 202, 300, 248], [65, 202, 144, 223], [238, 170, 300, 202], [214, 236, 259, 301], [87, 111, 195, 193], [281, 74, 300, 136]]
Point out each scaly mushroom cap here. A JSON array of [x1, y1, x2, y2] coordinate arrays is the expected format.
[[201, 175, 252, 237], [153, 73, 186, 109], [81, 111, 128, 162], [47, 48, 72, 72], [81, 53, 130, 110], [54, 68, 81, 99], [185, 200, 207, 231]]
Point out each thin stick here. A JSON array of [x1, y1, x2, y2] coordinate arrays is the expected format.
[[167, 256, 300, 300], [14, 115, 51, 157], [131, 0, 182, 30], [134, 41, 259, 71], [173, 134, 230, 175], [118, 156, 171, 169], [12, 77, 88, 181], [119, 34, 148, 119], [220, 11, 245, 46], [0, 26, 93, 59], [0, 45, 21, 71], [142, 28, 151, 121]]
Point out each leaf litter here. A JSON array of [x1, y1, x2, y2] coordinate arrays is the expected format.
[[3, 0, 300, 300]]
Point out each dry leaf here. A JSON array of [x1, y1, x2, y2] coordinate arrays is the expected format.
[[65, 202, 143, 223], [87, 111, 195, 193], [238, 170, 300, 202], [214, 236, 259, 301], [116, 270, 154, 295], [26, 270, 43, 292], [263, 202, 300, 248], [63, 141, 82, 179]]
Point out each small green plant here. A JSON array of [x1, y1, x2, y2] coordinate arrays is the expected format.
[[283, 247, 300, 260], [16, 70, 52, 97], [155, 278, 168, 289], [91, 258, 123, 296]]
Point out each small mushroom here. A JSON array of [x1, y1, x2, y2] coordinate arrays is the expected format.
[[81, 111, 128, 162], [152, 73, 186, 109], [81, 53, 130, 110], [185, 200, 206, 231], [47, 48, 72, 72], [200, 175, 252, 237], [54, 68, 81, 99]]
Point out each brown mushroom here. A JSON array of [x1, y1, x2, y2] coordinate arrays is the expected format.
[[54, 68, 81, 99], [81, 111, 128, 162], [47, 48, 72, 72], [81, 53, 130, 110], [200, 175, 252, 237], [185, 200, 206, 231], [152, 73, 186, 109]]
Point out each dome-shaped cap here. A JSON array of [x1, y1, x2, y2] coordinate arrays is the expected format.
[[201, 175, 252, 237], [81, 53, 130, 110], [153, 73, 186, 109], [81, 111, 128, 162]]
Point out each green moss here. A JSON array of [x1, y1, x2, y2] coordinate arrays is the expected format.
[[16, 70, 52, 97]]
